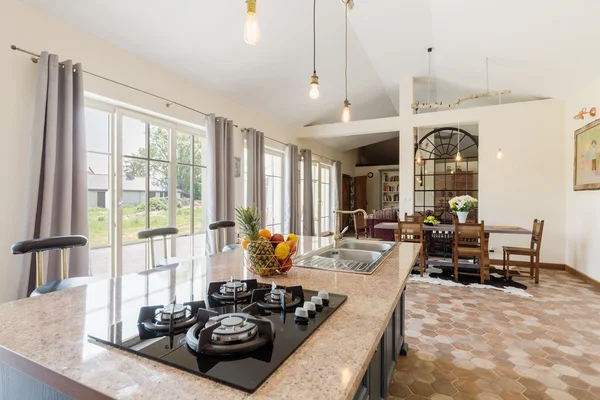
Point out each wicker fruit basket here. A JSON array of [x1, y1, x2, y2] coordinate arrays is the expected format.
[[236, 206, 299, 277], [244, 236, 297, 276]]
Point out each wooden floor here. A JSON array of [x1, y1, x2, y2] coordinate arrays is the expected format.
[[390, 269, 600, 400]]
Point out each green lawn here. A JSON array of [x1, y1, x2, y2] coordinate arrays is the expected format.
[[88, 203, 202, 248]]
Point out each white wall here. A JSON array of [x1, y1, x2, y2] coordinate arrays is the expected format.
[[0, 0, 354, 302], [403, 100, 566, 263], [565, 77, 600, 282], [299, 78, 567, 265], [354, 165, 399, 213]]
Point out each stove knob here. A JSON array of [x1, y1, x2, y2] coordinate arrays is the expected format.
[[318, 291, 330, 306], [294, 307, 309, 324], [303, 301, 317, 317], [311, 296, 324, 311]]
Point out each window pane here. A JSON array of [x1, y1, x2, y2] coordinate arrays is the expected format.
[[176, 165, 192, 236], [149, 125, 169, 161], [86, 108, 110, 153], [122, 158, 146, 244], [193, 167, 204, 234], [265, 154, 273, 176], [88, 153, 110, 248], [273, 154, 282, 176], [176, 132, 192, 164], [194, 135, 203, 166], [273, 177, 282, 228], [149, 161, 169, 228], [123, 116, 147, 158], [265, 176, 274, 227]]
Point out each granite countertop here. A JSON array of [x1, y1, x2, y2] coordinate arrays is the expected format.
[[0, 236, 420, 400]]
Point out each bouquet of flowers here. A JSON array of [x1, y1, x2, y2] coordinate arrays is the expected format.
[[448, 195, 478, 212]]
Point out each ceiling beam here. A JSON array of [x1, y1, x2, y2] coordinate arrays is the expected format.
[[298, 116, 401, 138]]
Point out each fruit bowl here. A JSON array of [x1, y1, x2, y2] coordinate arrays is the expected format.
[[243, 238, 298, 277]]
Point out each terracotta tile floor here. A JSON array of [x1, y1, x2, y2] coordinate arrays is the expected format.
[[390, 269, 600, 400]]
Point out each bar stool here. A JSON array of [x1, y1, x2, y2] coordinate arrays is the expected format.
[[137, 227, 179, 269], [11, 235, 93, 296], [208, 221, 241, 254]]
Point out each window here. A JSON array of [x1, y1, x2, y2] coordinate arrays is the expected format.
[[85, 99, 206, 278], [299, 159, 333, 237], [264, 150, 283, 234]]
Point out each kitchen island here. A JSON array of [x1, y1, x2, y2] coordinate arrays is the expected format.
[[0, 236, 420, 400]]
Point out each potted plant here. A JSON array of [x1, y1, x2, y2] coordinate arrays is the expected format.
[[448, 195, 477, 223]]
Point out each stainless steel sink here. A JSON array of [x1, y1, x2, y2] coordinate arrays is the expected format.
[[294, 240, 398, 275], [338, 241, 392, 252], [319, 248, 381, 263]]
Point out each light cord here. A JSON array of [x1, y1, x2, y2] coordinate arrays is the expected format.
[[313, 0, 316, 74], [344, 0, 348, 101]]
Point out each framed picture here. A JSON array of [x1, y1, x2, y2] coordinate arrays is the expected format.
[[574, 118, 600, 190], [234, 157, 241, 178]]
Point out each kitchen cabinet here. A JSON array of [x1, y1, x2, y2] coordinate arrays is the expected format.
[[354, 284, 407, 400]]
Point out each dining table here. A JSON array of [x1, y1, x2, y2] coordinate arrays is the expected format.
[[373, 222, 532, 269]]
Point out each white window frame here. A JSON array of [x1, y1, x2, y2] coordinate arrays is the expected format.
[[299, 158, 333, 237], [264, 147, 284, 234], [85, 97, 206, 278]]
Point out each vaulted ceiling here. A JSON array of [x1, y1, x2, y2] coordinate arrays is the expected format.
[[20, 0, 600, 128]]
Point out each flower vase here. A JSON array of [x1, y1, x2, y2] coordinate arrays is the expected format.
[[456, 211, 469, 223]]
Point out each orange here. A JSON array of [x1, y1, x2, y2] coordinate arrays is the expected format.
[[258, 229, 272, 240], [241, 237, 250, 250]]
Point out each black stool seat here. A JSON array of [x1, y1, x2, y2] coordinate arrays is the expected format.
[[208, 220, 235, 230], [11, 235, 88, 255], [31, 276, 97, 296], [137, 227, 179, 239]]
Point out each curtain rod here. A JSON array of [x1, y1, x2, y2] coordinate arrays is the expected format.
[[305, 150, 335, 163], [10, 45, 245, 127], [240, 128, 289, 147]]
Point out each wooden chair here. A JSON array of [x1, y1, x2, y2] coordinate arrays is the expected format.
[[397, 218, 426, 276], [453, 218, 490, 284], [502, 219, 544, 284]]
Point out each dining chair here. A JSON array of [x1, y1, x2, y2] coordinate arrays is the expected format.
[[397, 218, 426, 276], [208, 220, 241, 254], [452, 218, 490, 284], [11, 235, 95, 296], [502, 219, 544, 284], [137, 227, 179, 269]]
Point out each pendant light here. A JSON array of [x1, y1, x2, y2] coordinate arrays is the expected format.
[[456, 111, 462, 162], [341, 0, 351, 123], [244, 0, 260, 45], [497, 148, 503, 159], [309, 0, 320, 99]]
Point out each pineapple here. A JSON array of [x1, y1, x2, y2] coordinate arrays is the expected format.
[[235, 206, 279, 275]]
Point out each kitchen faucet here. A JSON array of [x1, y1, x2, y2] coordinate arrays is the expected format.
[[333, 209, 369, 248]]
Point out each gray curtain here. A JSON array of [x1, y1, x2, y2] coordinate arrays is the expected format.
[[205, 115, 235, 255], [245, 128, 266, 227], [331, 160, 343, 232], [301, 149, 314, 236], [284, 144, 299, 234], [20, 52, 89, 297]]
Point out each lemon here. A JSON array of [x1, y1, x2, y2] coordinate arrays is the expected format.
[[274, 242, 290, 260], [286, 233, 299, 243]]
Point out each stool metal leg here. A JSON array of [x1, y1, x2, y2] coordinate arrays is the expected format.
[[215, 228, 221, 254], [149, 237, 156, 269], [163, 235, 168, 264], [35, 252, 44, 288], [61, 248, 68, 279]]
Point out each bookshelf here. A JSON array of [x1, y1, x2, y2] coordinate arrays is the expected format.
[[380, 169, 400, 208]]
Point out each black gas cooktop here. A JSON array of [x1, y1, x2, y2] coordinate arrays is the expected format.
[[88, 279, 347, 393]]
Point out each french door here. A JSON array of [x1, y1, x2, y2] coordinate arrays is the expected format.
[[85, 100, 206, 279]]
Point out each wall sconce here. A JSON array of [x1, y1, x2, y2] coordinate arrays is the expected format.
[[574, 107, 597, 120]]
